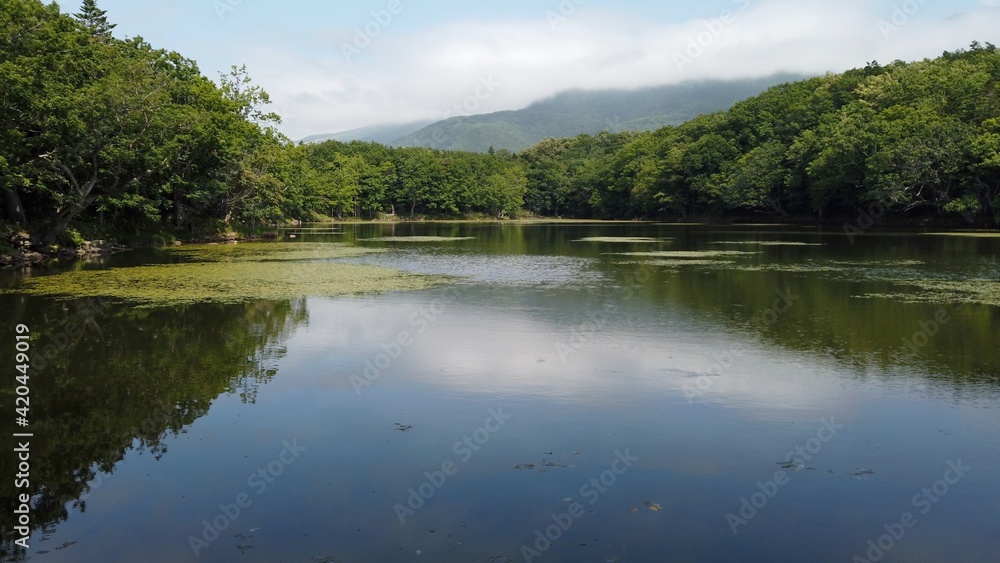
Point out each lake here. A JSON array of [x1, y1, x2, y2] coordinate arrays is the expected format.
[[1, 222, 998, 562]]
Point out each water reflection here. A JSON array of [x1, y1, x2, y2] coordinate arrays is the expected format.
[[330, 222, 1000, 390], [0, 223, 997, 562], [0, 297, 306, 557]]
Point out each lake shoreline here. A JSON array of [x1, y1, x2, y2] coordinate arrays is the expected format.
[[3, 214, 998, 269]]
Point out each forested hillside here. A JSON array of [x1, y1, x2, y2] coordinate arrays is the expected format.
[[2, 0, 998, 260], [393, 75, 802, 153], [568, 44, 1000, 222]]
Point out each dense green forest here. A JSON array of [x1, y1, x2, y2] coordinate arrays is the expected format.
[[0, 0, 292, 250], [2, 0, 999, 258]]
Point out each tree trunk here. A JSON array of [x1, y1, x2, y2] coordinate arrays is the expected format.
[[42, 160, 106, 245], [3, 188, 28, 225], [768, 196, 788, 217], [173, 188, 183, 227]]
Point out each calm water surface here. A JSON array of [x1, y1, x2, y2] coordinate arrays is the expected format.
[[1, 223, 998, 562]]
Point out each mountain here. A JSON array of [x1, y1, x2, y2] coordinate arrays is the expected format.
[[299, 121, 433, 145], [392, 73, 806, 152]]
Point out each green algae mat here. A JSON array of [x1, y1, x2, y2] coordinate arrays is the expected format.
[[4, 243, 447, 307]]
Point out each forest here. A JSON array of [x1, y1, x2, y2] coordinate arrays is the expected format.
[[2, 0, 999, 257]]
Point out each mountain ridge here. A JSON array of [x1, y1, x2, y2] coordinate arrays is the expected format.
[[302, 73, 807, 152], [299, 121, 433, 145]]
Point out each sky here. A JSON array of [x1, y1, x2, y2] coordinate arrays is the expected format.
[[64, 0, 1000, 140]]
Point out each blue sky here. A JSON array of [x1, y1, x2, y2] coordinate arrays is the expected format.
[[62, 0, 1000, 139]]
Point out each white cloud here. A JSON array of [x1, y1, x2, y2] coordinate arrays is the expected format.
[[248, 0, 1000, 139]]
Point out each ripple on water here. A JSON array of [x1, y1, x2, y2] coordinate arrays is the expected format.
[[340, 250, 606, 288]]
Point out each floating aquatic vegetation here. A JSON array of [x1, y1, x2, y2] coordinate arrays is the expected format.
[[923, 232, 1000, 238], [359, 236, 474, 242], [727, 259, 924, 273], [616, 250, 759, 259], [826, 259, 925, 267], [164, 242, 377, 263], [615, 259, 728, 268], [352, 252, 604, 287], [778, 460, 814, 472], [5, 243, 447, 307], [860, 278, 1000, 307], [727, 264, 844, 273], [515, 452, 576, 471], [708, 241, 824, 247], [575, 237, 669, 243]]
